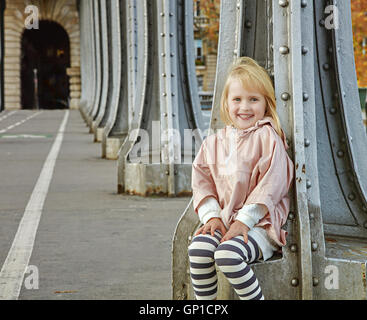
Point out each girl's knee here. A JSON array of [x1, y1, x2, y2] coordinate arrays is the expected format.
[[188, 234, 218, 261], [188, 237, 205, 252], [214, 241, 247, 266], [188, 233, 220, 250]]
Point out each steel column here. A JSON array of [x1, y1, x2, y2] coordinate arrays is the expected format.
[[79, 0, 97, 123], [93, 0, 111, 142], [89, 0, 103, 127], [117, 0, 148, 194], [120, 0, 204, 196], [311, 0, 367, 299]]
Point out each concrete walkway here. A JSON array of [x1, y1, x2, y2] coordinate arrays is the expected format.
[[0, 109, 190, 300]]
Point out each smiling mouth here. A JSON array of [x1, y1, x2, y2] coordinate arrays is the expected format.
[[237, 114, 253, 120]]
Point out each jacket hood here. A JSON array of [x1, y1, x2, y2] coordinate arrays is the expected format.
[[222, 116, 290, 150]]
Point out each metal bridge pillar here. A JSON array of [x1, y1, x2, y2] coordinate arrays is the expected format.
[[88, 0, 103, 136], [99, 0, 129, 160], [310, 0, 367, 299], [91, 0, 110, 143], [117, 0, 205, 196], [79, 0, 97, 125], [79, 0, 128, 161]]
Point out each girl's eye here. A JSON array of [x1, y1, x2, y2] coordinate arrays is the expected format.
[[233, 97, 259, 102]]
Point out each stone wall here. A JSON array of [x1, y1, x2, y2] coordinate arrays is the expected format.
[[3, 0, 80, 110]]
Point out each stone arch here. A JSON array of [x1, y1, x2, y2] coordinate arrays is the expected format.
[[4, 0, 80, 109]]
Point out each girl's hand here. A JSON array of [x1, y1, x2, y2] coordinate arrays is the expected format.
[[195, 217, 227, 237], [220, 220, 250, 243]]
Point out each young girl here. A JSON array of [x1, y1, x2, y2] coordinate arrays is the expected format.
[[188, 57, 294, 300]]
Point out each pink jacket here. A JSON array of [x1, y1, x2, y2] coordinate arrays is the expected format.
[[192, 116, 294, 247]]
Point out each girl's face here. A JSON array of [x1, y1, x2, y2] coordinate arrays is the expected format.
[[226, 79, 267, 130]]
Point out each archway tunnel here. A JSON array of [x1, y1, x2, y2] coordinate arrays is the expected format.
[[21, 20, 70, 110]]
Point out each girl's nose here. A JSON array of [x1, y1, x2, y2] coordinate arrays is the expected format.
[[239, 104, 251, 112]]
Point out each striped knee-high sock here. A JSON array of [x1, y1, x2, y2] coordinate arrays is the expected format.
[[188, 230, 222, 300], [214, 234, 264, 300]]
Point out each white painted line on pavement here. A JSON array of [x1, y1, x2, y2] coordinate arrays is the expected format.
[[0, 111, 42, 134], [0, 134, 52, 139], [0, 111, 18, 122], [0, 110, 69, 300]]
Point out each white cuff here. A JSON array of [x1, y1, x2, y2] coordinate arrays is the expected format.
[[197, 197, 221, 224], [235, 203, 268, 229]]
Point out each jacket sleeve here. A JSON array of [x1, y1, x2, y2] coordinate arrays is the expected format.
[[242, 126, 294, 229], [192, 139, 220, 214], [235, 203, 268, 229], [197, 197, 222, 224]]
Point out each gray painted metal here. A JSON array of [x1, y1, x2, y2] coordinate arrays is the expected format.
[[100, 0, 125, 158], [282, 0, 313, 299], [109, 0, 129, 140], [119, 0, 204, 196], [315, 0, 367, 235], [88, 0, 103, 123], [85, 0, 97, 124], [126, 0, 137, 131], [117, 0, 147, 194], [92, 0, 110, 140], [311, 0, 367, 299], [78, 0, 88, 117], [95, 1, 114, 136], [79, 0, 97, 123]]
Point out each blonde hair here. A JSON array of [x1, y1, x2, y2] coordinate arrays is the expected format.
[[219, 56, 283, 138]]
